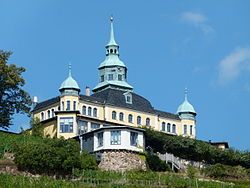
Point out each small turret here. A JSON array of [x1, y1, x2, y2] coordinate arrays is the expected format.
[[177, 88, 196, 120], [59, 63, 80, 96]]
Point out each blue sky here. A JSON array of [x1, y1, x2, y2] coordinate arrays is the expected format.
[[1, 0, 249, 150]]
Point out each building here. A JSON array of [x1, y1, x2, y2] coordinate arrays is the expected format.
[[31, 17, 197, 147]]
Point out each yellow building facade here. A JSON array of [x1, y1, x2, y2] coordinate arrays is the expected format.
[[32, 18, 197, 140]]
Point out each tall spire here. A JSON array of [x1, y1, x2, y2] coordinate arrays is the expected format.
[[107, 16, 118, 46], [184, 87, 188, 101], [68, 62, 72, 77]]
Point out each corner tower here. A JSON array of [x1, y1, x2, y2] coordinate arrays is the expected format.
[[93, 17, 133, 93]]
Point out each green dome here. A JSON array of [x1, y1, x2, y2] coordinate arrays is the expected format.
[[177, 99, 196, 114], [59, 74, 80, 91]]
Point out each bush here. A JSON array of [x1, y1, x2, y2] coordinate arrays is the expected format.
[[146, 152, 171, 172], [202, 163, 248, 179], [80, 150, 98, 170], [144, 128, 250, 168], [187, 164, 197, 179], [14, 138, 81, 175]]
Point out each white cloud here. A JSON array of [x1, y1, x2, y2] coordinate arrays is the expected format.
[[218, 47, 250, 85], [181, 11, 214, 35]]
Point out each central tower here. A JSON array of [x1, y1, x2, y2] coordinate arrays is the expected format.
[[92, 17, 133, 93]]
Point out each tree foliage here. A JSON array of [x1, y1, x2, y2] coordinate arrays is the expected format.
[[145, 152, 171, 172], [30, 117, 43, 137], [0, 50, 31, 129], [144, 128, 250, 169]]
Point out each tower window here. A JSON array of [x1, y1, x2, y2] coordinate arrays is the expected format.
[[183, 124, 187, 135], [73, 101, 76, 111], [190, 125, 193, 135], [112, 111, 117, 120], [118, 74, 122, 81], [62, 102, 64, 111], [66, 101, 70, 111], [108, 74, 113, 80], [162, 122, 166, 131], [101, 75, 104, 82], [114, 49, 117, 54], [110, 49, 113, 53], [128, 114, 133, 123], [137, 116, 141, 125], [119, 112, 124, 121], [146, 118, 150, 126]]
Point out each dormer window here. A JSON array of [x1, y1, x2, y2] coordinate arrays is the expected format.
[[124, 92, 132, 104]]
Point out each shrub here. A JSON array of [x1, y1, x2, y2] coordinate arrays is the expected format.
[[187, 164, 197, 179], [14, 138, 81, 175], [146, 152, 171, 172], [80, 150, 98, 170], [202, 163, 248, 179]]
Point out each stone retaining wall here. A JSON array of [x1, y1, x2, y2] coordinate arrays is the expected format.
[[98, 150, 147, 171]]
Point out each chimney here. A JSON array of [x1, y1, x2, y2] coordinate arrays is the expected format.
[[85, 86, 90, 96]]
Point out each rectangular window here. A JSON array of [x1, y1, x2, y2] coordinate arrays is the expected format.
[[110, 130, 121, 145], [62, 102, 64, 111], [118, 74, 122, 81], [101, 75, 104, 82], [130, 132, 138, 146], [78, 120, 88, 134], [97, 132, 103, 147], [108, 74, 113, 80], [66, 101, 70, 111], [190, 125, 193, 135], [73, 101, 76, 111], [183, 125, 187, 134], [60, 117, 73, 133], [91, 123, 100, 130]]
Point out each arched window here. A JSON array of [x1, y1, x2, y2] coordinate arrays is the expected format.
[[183, 124, 187, 135], [82, 106, 86, 115], [146, 118, 150, 126], [112, 111, 117, 120], [41, 112, 44, 120], [119, 112, 124, 121], [93, 108, 97, 117], [88, 107, 92, 116], [137, 116, 141, 125], [47, 110, 51, 119], [167, 123, 171, 132], [128, 114, 133, 123], [190, 125, 193, 135], [172, 124, 176, 134], [52, 109, 54, 117], [162, 122, 166, 131]]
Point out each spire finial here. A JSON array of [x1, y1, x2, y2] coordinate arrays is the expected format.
[[107, 15, 118, 46], [68, 62, 72, 77], [184, 87, 188, 101]]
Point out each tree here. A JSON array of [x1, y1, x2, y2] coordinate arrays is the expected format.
[[0, 50, 31, 129], [30, 117, 42, 137]]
